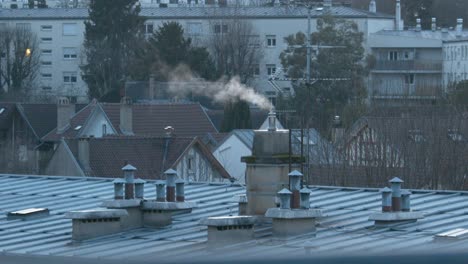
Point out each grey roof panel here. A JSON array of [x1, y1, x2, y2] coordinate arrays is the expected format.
[[0, 6, 394, 20], [1, 173, 468, 260]]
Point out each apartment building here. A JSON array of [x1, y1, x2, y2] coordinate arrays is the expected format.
[[368, 17, 468, 105], [0, 5, 394, 103]]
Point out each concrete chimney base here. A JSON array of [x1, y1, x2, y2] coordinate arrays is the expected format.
[[101, 199, 143, 230], [265, 208, 322, 238], [199, 216, 258, 247], [65, 209, 128, 241], [369, 212, 424, 227], [142, 201, 197, 227]]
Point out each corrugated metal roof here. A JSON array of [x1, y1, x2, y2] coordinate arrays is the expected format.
[[0, 6, 393, 20], [1, 173, 468, 260]]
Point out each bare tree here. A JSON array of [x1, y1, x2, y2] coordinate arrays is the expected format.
[[0, 24, 39, 99], [206, 15, 263, 84]]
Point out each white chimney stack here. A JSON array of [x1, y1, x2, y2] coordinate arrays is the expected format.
[[457, 18, 464, 37], [369, 0, 376, 13], [395, 0, 402, 31], [431, 17, 437, 31]]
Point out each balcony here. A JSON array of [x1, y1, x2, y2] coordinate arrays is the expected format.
[[371, 84, 442, 100], [372, 60, 442, 73]]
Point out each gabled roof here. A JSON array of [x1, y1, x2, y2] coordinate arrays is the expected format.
[[101, 103, 218, 137], [64, 135, 230, 179], [2, 174, 468, 260], [0, 6, 394, 20], [43, 101, 218, 141]]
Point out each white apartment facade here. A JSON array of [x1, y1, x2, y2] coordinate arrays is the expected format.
[[0, 6, 394, 103], [368, 18, 468, 105]]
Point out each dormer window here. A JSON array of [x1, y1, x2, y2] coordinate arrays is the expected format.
[[102, 124, 107, 136]]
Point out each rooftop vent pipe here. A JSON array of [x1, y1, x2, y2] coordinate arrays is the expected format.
[[238, 195, 248, 216], [165, 169, 177, 202], [401, 190, 412, 212], [390, 177, 403, 212], [288, 170, 303, 209], [175, 179, 185, 202], [134, 179, 146, 199], [380, 187, 392, 212], [278, 188, 292, 209], [123, 164, 137, 199], [300, 187, 311, 209], [456, 18, 464, 37], [113, 178, 125, 200], [155, 181, 166, 202], [395, 0, 402, 31]]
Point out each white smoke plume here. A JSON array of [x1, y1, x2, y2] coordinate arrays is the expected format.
[[166, 64, 273, 110]]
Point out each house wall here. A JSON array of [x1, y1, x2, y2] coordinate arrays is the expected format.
[[45, 141, 84, 176], [79, 110, 116, 138], [176, 145, 226, 182], [213, 135, 251, 184], [443, 40, 468, 91]]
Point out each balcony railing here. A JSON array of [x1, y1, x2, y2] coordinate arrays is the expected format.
[[371, 84, 442, 98], [372, 60, 442, 72]]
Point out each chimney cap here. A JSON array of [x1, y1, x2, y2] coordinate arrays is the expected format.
[[134, 178, 146, 184], [401, 190, 412, 196], [300, 187, 312, 194], [278, 188, 292, 195], [113, 178, 126, 184], [175, 179, 185, 184], [164, 168, 178, 175], [288, 170, 303, 177], [380, 187, 392, 193], [122, 164, 137, 171], [389, 177, 404, 183], [154, 180, 166, 186]]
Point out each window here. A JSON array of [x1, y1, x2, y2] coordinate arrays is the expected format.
[[62, 23, 77, 36], [250, 64, 260, 76], [187, 22, 202, 36], [266, 64, 276, 76], [40, 25, 52, 31], [63, 72, 77, 83], [405, 74, 415, 85], [41, 73, 52, 79], [63, 47, 77, 59], [408, 130, 425, 142], [41, 86, 52, 90], [389, 51, 398, 61], [248, 35, 261, 48], [142, 23, 154, 37], [266, 35, 276, 47], [214, 24, 228, 34], [41, 61, 52, 66], [41, 37, 52, 43], [102, 124, 107, 135], [41, 49, 52, 55], [16, 23, 31, 31]]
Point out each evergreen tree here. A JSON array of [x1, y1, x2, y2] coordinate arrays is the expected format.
[[221, 100, 251, 132], [280, 15, 367, 134], [82, 0, 144, 101]]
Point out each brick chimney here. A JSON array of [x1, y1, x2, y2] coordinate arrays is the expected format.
[[57, 97, 75, 133], [120, 96, 133, 135]]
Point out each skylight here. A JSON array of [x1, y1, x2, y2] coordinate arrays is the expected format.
[[74, 125, 82, 131]]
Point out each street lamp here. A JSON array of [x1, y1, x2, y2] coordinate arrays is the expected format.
[[25, 48, 31, 57]]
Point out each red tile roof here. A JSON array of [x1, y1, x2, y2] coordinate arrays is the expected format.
[[65, 136, 230, 180], [101, 103, 218, 137]]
